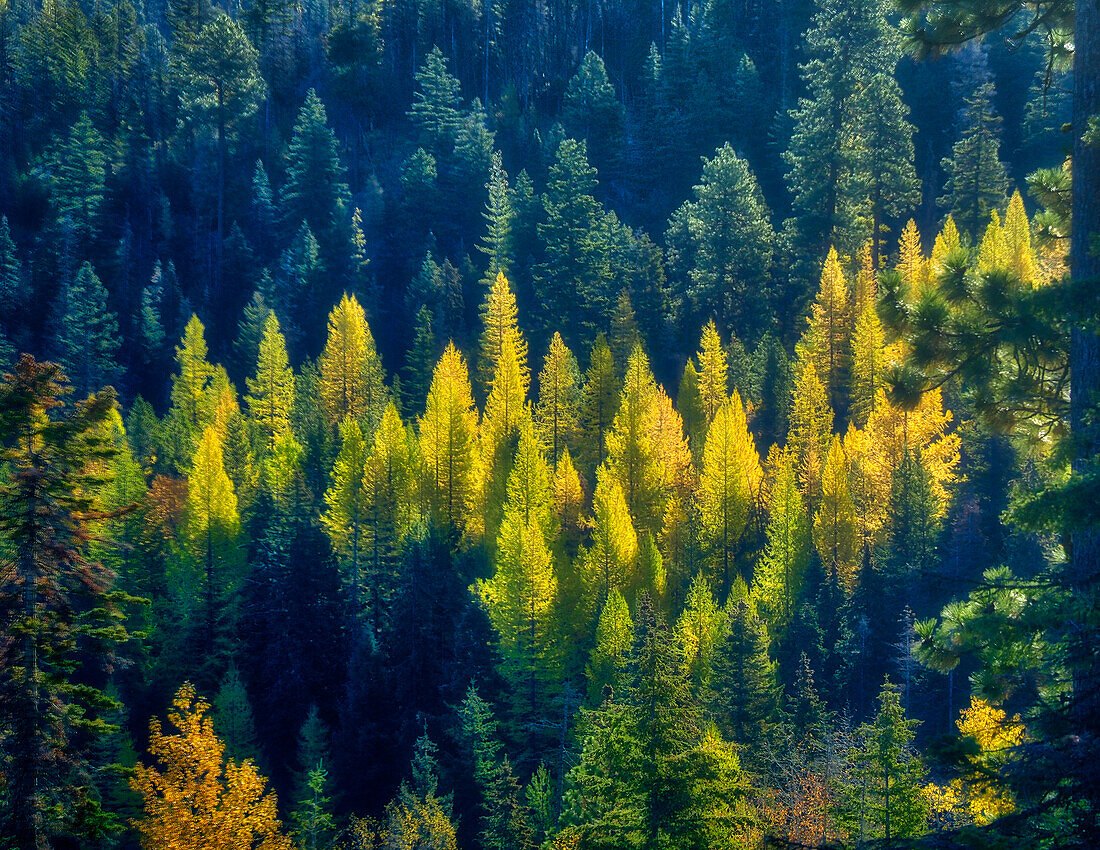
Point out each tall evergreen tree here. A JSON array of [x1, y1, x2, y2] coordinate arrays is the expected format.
[[784, 0, 902, 255], [175, 11, 265, 256], [46, 112, 107, 245], [587, 588, 634, 703], [666, 144, 775, 341], [561, 51, 625, 179], [53, 261, 122, 398], [939, 80, 1010, 239], [401, 306, 440, 416], [457, 686, 534, 850], [0, 216, 25, 334], [578, 333, 620, 473], [840, 678, 929, 841], [843, 73, 921, 268], [534, 139, 613, 339], [479, 152, 515, 284], [282, 89, 350, 250], [408, 46, 463, 150], [0, 357, 132, 848], [711, 582, 781, 748]]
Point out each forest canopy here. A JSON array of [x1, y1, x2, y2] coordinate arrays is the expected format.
[[0, 0, 1097, 845]]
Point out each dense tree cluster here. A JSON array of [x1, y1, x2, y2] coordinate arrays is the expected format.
[[0, 0, 1095, 843]]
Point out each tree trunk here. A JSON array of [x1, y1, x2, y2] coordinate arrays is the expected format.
[[13, 477, 46, 850], [1070, 0, 1100, 813]]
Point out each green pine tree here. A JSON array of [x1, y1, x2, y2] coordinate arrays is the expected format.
[[53, 261, 122, 397], [283, 89, 350, 249], [939, 80, 1010, 239]]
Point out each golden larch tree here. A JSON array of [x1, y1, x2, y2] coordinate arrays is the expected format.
[[1002, 190, 1039, 285], [245, 311, 295, 447], [697, 392, 762, 588], [895, 219, 927, 294], [534, 332, 581, 465], [318, 293, 387, 433], [797, 247, 851, 412], [131, 683, 293, 850], [419, 342, 480, 539], [812, 435, 859, 593], [930, 215, 961, 279], [787, 359, 833, 506], [697, 320, 729, 422], [477, 270, 529, 396]]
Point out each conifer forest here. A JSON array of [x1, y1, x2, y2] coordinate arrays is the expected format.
[[0, 0, 1099, 842]]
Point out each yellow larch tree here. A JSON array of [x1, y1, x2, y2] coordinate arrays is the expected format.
[[482, 333, 528, 455], [678, 359, 707, 457], [477, 270, 529, 396], [925, 697, 1025, 827], [812, 436, 859, 593], [797, 247, 851, 412], [581, 464, 639, 608], [605, 342, 664, 533], [697, 320, 729, 422], [977, 211, 1009, 273], [477, 508, 558, 726], [753, 451, 811, 633], [322, 417, 370, 611], [208, 367, 239, 444], [860, 387, 960, 518], [676, 572, 728, 691], [185, 426, 244, 666], [131, 683, 293, 850], [553, 448, 587, 555], [930, 214, 961, 279], [418, 342, 480, 539], [535, 332, 581, 465], [318, 293, 388, 434], [853, 241, 876, 316], [895, 219, 927, 294], [698, 392, 762, 588], [245, 311, 295, 448], [787, 359, 833, 506], [1002, 190, 1040, 285], [648, 386, 696, 508], [361, 402, 418, 629], [844, 421, 889, 556], [481, 333, 530, 539], [505, 416, 555, 540], [849, 301, 888, 428], [170, 315, 217, 439]]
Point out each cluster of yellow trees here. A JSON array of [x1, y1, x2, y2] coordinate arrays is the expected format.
[[120, 194, 1050, 846]]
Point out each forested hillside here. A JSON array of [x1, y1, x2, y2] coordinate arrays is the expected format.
[[0, 0, 1096, 844]]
